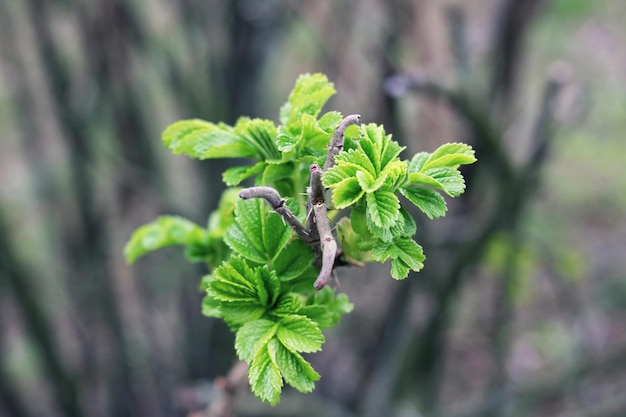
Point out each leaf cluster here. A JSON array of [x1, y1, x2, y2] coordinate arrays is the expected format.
[[124, 73, 476, 405], [323, 126, 476, 279]]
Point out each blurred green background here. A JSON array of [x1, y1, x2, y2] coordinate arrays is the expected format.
[[1, 0, 625, 416]]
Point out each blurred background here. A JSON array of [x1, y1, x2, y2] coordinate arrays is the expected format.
[[1, 0, 626, 416]]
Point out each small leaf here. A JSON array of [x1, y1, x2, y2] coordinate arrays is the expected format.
[[256, 266, 281, 307], [271, 294, 303, 317], [162, 119, 258, 160], [233, 118, 281, 161], [273, 239, 315, 281], [322, 162, 360, 188], [269, 339, 319, 393], [279, 73, 336, 130], [317, 111, 343, 132], [331, 177, 365, 209], [124, 216, 204, 264], [371, 238, 425, 279], [235, 319, 277, 362], [249, 345, 283, 405], [356, 170, 386, 193], [421, 142, 476, 171], [222, 162, 266, 186], [224, 222, 267, 264], [277, 315, 324, 353], [400, 187, 447, 219], [220, 302, 267, 328], [366, 191, 400, 228], [407, 152, 430, 174], [209, 257, 258, 302], [427, 167, 466, 197]]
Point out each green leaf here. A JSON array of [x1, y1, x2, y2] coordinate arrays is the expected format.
[[317, 111, 343, 132], [222, 162, 266, 186], [124, 216, 204, 264], [371, 238, 425, 279], [331, 177, 365, 209], [256, 266, 281, 307], [224, 199, 292, 264], [277, 315, 324, 353], [366, 191, 400, 228], [356, 170, 386, 193], [358, 124, 405, 173], [162, 119, 255, 159], [279, 73, 336, 131], [407, 152, 430, 174], [209, 257, 258, 302], [421, 142, 476, 171], [249, 345, 283, 405], [233, 118, 281, 161], [269, 339, 319, 393], [322, 161, 360, 188], [235, 319, 277, 362], [400, 187, 447, 219], [427, 167, 466, 197], [334, 149, 377, 177], [270, 294, 303, 317], [219, 301, 267, 328], [273, 239, 315, 281]]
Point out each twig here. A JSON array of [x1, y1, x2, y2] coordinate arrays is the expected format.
[[312, 202, 337, 289], [205, 361, 248, 417], [323, 114, 361, 171], [239, 187, 318, 245]]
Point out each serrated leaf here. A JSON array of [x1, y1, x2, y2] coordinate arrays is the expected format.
[[427, 167, 466, 197], [335, 148, 377, 177], [233, 118, 281, 161], [201, 292, 221, 317], [271, 294, 303, 317], [224, 222, 267, 264], [210, 257, 258, 301], [366, 191, 400, 228], [331, 177, 365, 209], [220, 301, 267, 328], [269, 339, 319, 393], [162, 119, 258, 160], [407, 172, 446, 190], [298, 305, 336, 329], [407, 152, 430, 174], [400, 187, 447, 219], [273, 239, 315, 281], [124, 216, 204, 264], [322, 162, 359, 188], [317, 111, 343, 132], [235, 319, 277, 362], [356, 170, 386, 193], [249, 345, 283, 405], [421, 142, 476, 171], [256, 266, 281, 307], [280, 73, 336, 130], [390, 258, 411, 280], [358, 124, 405, 174], [371, 238, 425, 279], [222, 162, 266, 186], [277, 315, 324, 353]]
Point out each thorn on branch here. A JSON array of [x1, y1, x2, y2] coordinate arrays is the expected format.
[[239, 187, 317, 245]]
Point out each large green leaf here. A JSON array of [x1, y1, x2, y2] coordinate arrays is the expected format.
[[366, 191, 400, 228], [371, 238, 425, 279], [421, 142, 476, 171], [235, 320, 277, 362], [162, 119, 258, 159], [272, 239, 315, 281], [279, 73, 336, 131], [269, 339, 319, 393], [400, 187, 447, 219], [276, 315, 324, 353], [249, 346, 283, 405], [124, 216, 204, 264]]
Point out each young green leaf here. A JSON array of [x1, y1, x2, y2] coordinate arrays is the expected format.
[[235, 319, 278, 362], [269, 338, 319, 393], [276, 315, 324, 353], [162, 119, 257, 159], [124, 216, 205, 264], [399, 187, 447, 219], [279, 73, 336, 131], [371, 238, 425, 279], [272, 239, 315, 281], [421, 142, 476, 171], [249, 345, 283, 405], [366, 190, 401, 228]]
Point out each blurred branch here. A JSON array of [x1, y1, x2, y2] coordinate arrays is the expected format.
[[0, 211, 83, 417]]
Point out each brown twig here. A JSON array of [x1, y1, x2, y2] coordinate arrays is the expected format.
[[239, 187, 318, 245], [323, 114, 361, 171]]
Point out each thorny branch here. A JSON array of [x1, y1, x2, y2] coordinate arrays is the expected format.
[[240, 115, 360, 289], [323, 114, 361, 171], [239, 186, 318, 245]]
